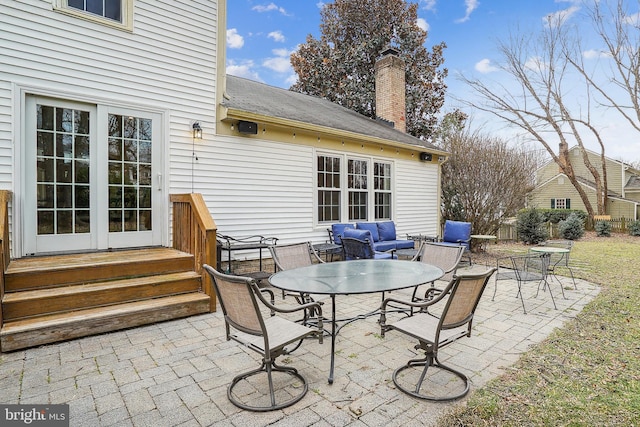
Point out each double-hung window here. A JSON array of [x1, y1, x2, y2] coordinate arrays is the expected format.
[[55, 0, 133, 30], [317, 153, 393, 223], [348, 159, 368, 221], [552, 198, 570, 209]]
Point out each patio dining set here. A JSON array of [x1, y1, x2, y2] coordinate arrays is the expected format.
[[208, 221, 576, 412]]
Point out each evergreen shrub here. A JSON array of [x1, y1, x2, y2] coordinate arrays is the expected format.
[[595, 220, 612, 237], [558, 212, 585, 240], [517, 208, 548, 244]]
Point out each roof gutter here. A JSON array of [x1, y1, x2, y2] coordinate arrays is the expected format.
[[221, 107, 449, 157]]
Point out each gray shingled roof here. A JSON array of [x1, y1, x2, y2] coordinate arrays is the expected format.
[[626, 175, 640, 190], [223, 75, 440, 151]]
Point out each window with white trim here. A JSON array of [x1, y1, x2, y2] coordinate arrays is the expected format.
[[552, 198, 570, 209], [54, 0, 133, 30], [317, 155, 341, 223], [348, 159, 368, 221], [317, 153, 393, 223], [374, 162, 392, 220]]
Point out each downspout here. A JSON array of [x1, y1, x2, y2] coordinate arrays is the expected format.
[[437, 155, 450, 239]]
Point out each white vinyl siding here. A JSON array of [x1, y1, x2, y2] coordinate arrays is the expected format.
[[1, 0, 219, 254], [395, 159, 439, 237]]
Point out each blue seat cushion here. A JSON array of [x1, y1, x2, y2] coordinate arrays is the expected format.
[[394, 239, 415, 250], [373, 241, 396, 252], [443, 220, 471, 249], [374, 252, 394, 259], [331, 223, 355, 244], [356, 222, 380, 242], [377, 221, 397, 241], [343, 228, 372, 243]]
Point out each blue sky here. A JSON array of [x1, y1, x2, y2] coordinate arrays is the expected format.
[[226, 1, 640, 162]]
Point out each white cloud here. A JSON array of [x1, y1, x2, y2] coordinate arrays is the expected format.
[[455, 0, 479, 23], [543, 5, 579, 26], [252, 3, 290, 16], [623, 12, 640, 25], [226, 29, 244, 49], [272, 48, 290, 57], [227, 60, 262, 81], [421, 0, 437, 11], [416, 17, 429, 32], [285, 74, 298, 87], [583, 49, 611, 60], [524, 56, 548, 72], [475, 58, 498, 73], [263, 48, 294, 74], [268, 31, 286, 43]]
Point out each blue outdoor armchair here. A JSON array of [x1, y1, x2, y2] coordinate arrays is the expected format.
[[440, 220, 472, 266]]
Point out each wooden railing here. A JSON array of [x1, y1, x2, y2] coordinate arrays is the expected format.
[[170, 193, 217, 312], [0, 190, 12, 329]]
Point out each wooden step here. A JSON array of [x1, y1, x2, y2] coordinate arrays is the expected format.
[[0, 293, 211, 352], [5, 248, 195, 292], [2, 271, 202, 321]]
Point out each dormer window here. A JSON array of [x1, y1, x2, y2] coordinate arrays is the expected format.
[[54, 0, 133, 31]]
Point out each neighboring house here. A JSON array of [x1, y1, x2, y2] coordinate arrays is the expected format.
[[0, 1, 446, 349], [528, 146, 640, 219]]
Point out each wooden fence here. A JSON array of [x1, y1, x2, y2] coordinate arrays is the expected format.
[[497, 216, 636, 241]]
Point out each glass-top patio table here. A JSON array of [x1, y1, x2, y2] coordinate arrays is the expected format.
[[269, 259, 443, 383]]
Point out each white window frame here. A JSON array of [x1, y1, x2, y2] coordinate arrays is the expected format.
[[53, 0, 134, 31], [554, 198, 567, 209], [315, 151, 394, 224]]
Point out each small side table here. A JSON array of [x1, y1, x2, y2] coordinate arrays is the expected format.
[[312, 242, 342, 262], [470, 234, 497, 252]]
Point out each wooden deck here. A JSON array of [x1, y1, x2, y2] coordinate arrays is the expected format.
[[0, 248, 211, 352]]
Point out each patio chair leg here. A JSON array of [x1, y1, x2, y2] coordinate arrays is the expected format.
[[392, 354, 470, 401], [228, 359, 308, 412]]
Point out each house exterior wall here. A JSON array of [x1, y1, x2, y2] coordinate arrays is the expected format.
[[536, 147, 625, 192], [532, 146, 639, 218], [528, 176, 596, 211], [529, 176, 637, 219], [1, 0, 442, 260], [199, 132, 440, 260], [0, 0, 219, 255]]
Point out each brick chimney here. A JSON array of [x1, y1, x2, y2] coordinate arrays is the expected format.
[[375, 47, 406, 133], [558, 141, 569, 173]]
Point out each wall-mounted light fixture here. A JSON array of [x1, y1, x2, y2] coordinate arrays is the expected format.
[[419, 152, 433, 162], [192, 122, 203, 139]]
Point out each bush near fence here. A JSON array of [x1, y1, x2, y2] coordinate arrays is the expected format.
[[498, 216, 636, 241]]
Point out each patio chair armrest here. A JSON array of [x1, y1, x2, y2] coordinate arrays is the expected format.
[[308, 243, 326, 264], [409, 240, 425, 261], [254, 286, 323, 317]]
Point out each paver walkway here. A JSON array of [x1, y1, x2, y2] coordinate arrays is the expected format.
[[0, 268, 599, 426]]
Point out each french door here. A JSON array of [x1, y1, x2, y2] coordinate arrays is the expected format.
[[23, 96, 164, 255]]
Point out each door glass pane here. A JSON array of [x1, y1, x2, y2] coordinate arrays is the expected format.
[[108, 113, 153, 233], [36, 104, 91, 235]]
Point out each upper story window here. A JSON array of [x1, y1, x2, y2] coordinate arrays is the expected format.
[[54, 0, 134, 31], [69, 0, 121, 21], [317, 153, 393, 224]]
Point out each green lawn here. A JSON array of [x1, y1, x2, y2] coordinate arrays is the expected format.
[[439, 237, 640, 427]]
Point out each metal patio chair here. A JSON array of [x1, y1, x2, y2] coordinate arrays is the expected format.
[[410, 241, 465, 303], [203, 265, 323, 411], [540, 239, 577, 289], [341, 237, 395, 260], [379, 268, 496, 401], [269, 241, 326, 312], [510, 253, 555, 314]]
